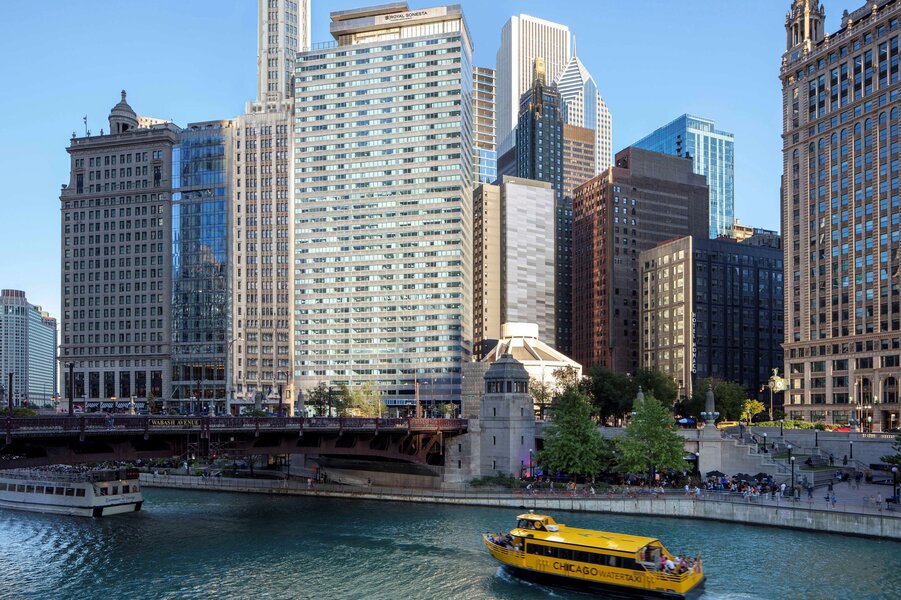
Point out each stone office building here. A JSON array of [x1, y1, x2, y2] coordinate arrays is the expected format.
[[60, 92, 178, 409]]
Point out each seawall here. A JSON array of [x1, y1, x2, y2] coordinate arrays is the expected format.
[[140, 475, 901, 541]]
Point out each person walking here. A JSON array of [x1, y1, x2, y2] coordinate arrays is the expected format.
[[830, 491, 837, 508]]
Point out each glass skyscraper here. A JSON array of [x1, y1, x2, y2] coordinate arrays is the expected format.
[[633, 114, 735, 239], [473, 66, 497, 184], [171, 121, 233, 413], [0, 290, 57, 406], [293, 3, 473, 412]]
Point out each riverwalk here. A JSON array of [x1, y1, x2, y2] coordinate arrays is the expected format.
[[140, 473, 901, 540]]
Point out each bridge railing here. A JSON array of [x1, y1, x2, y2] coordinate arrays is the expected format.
[[5, 415, 469, 434]]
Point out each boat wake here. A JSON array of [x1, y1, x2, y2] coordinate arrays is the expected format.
[[495, 566, 565, 597]]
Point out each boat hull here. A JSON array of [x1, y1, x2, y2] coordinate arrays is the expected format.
[[502, 564, 705, 600], [0, 497, 143, 518]]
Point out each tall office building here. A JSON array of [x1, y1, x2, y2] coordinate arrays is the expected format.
[[633, 114, 735, 238], [473, 66, 497, 184], [563, 124, 596, 198], [514, 59, 571, 354], [555, 48, 613, 172], [572, 148, 709, 373], [228, 0, 308, 414], [473, 177, 556, 359], [257, 0, 310, 106], [640, 236, 784, 399], [60, 92, 179, 410], [170, 121, 235, 414], [0, 290, 57, 406], [780, 0, 901, 428], [294, 3, 473, 412], [496, 14, 570, 155]]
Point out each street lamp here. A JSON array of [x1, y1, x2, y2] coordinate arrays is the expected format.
[[529, 448, 534, 481], [787, 443, 792, 461], [779, 419, 784, 437], [790, 456, 796, 495], [892, 467, 899, 502], [763, 432, 768, 453], [815, 429, 818, 447], [849, 440, 854, 460]]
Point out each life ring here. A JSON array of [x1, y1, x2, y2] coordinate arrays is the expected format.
[[534, 522, 543, 530]]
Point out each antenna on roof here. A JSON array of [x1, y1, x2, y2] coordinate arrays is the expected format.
[[83, 115, 88, 137]]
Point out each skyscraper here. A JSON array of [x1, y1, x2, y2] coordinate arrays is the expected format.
[[294, 3, 473, 412], [170, 120, 235, 414], [780, 0, 901, 428], [640, 236, 784, 399], [633, 114, 735, 239], [229, 0, 309, 414], [572, 148, 709, 373], [562, 124, 596, 198], [0, 290, 57, 407], [473, 66, 497, 184], [555, 48, 613, 172], [496, 14, 570, 156], [60, 92, 179, 410], [514, 58, 571, 355], [473, 177, 556, 359]]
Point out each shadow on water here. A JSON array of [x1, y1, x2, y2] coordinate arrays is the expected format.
[[0, 488, 899, 600]]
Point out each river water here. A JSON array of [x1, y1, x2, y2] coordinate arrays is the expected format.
[[1, 488, 899, 600]]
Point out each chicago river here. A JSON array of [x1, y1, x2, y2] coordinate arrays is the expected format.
[[1, 489, 901, 599]]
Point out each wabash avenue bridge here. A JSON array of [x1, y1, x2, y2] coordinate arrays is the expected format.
[[1, 416, 468, 470]]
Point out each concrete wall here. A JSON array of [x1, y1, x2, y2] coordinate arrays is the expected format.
[[142, 475, 901, 540], [751, 427, 897, 468]]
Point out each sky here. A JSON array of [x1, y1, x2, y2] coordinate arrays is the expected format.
[[0, 0, 853, 322]]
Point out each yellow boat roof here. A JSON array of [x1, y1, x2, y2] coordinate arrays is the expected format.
[[513, 514, 659, 554]]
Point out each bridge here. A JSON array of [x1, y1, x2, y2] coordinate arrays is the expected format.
[[1, 415, 468, 470]]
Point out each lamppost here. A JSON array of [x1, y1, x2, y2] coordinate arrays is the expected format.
[[779, 418, 784, 437], [790, 456, 796, 494], [787, 443, 792, 462], [67, 362, 75, 417], [529, 448, 534, 481], [849, 440, 854, 459], [892, 466, 899, 502], [763, 432, 768, 453], [815, 429, 818, 447], [225, 336, 240, 417]]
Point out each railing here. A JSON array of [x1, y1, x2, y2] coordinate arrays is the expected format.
[[4, 415, 468, 435]]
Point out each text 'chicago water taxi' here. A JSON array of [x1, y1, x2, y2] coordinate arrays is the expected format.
[[483, 513, 704, 599]]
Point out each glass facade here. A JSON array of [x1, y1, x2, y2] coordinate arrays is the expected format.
[[473, 66, 496, 183], [633, 114, 735, 238], [294, 6, 473, 412], [0, 290, 57, 406], [170, 122, 233, 413]]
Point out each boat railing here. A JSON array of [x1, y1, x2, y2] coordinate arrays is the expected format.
[[1, 468, 132, 483], [483, 534, 525, 560]]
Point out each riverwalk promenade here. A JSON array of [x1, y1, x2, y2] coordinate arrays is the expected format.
[[140, 473, 901, 540]]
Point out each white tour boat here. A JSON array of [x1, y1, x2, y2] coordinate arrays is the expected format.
[[0, 466, 143, 517]]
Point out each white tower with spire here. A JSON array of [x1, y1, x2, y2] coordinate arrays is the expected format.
[[785, 0, 825, 53], [554, 39, 613, 173]]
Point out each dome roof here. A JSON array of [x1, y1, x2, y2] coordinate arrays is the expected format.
[[484, 353, 529, 383], [109, 90, 138, 133]]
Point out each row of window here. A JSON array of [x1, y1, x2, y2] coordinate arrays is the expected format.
[[525, 543, 640, 570]]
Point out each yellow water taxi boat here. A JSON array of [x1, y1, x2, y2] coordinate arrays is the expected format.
[[483, 513, 704, 599]]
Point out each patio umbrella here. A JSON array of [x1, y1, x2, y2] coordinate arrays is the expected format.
[[705, 470, 726, 478], [734, 473, 753, 481], [753, 472, 771, 481]]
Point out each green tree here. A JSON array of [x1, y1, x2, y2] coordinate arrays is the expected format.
[[553, 366, 582, 390], [338, 382, 382, 417], [305, 382, 331, 416], [10, 406, 37, 417], [540, 387, 614, 478], [880, 434, 901, 467], [685, 378, 745, 421], [583, 366, 635, 421], [616, 394, 688, 478], [741, 399, 766, 424], [529, 376, 554, 420], [633, 369, 678, 409]]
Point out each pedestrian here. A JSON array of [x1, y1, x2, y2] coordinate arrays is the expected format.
[[843, 454, 848, 466], [829, 453, 835, 466], [877, 492, 884, 510], [307, 477, 312, 489], [830, 491, 837, 508], [827, 481, 833, 493], [807, 485, 813, 500], [780, 482, 787, 497]]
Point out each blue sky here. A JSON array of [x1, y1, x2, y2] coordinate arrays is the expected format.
[[0, 1, 851, 320]]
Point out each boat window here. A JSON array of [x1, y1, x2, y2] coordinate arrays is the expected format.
[[99, 488, 108, 496], [54, 487, 64, 495], [111, 486, 119, 495], [122, 485, 130, 494], [76, 489, 86, 497], [0, 483, 5, 491], [44, 487, 54, 495], [17, 485, 26, 493], [517, 519, 530, 529], [35, 486, 44, 494], [65, 488, 75, 497], [133, 484, 140, 492], [25, 485, 35, 493]]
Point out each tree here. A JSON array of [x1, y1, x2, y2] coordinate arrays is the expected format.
[[553, 366, 581, 390], [529, 376, 554, 420], [305, 382, 331, 417], [616, 394, 688, 479], [583, 366, 635, 421], [741, 399, 766, 424], [685, 378, 745, 421], [540, 387, 614, 478], [633, 368, 678, 409], [880, 434, 901, 467], [339, 382, 383, 417]]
